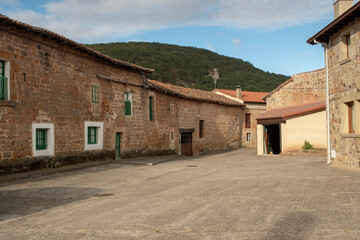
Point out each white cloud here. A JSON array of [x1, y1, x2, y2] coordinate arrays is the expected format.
[[232, 39, 241, 50], [206, 43, 215, 51], [2, 0, 333, 42]]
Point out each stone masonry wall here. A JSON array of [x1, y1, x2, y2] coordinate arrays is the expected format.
[[0, 24, 243, 174], [327, 18, 360, 168], [242, 103, 266, 148], [266, 69, 326, 110]]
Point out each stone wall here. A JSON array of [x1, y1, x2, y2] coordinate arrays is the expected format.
[[266, 69, 326, 110], [242, 103, 266, 148], [327, 18, 360, 168], [0, 24, 243, 174]]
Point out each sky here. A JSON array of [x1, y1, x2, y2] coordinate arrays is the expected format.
[[0, 0, 357, 76]]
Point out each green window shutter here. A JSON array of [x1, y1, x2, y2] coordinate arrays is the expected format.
[[149, 96, 153, 121], [0, 61, 5, 100], [88, 127, 97, 144], [125, 101, 131, 115], [36, 129, 47, 150], [92, 86, 99, 103]]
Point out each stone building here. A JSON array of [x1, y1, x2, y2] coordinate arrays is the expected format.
[[308, 0, 360, 168], [0, 15, 244, 174], [256, 69, 327, 154], [213, 88, 267, 148]]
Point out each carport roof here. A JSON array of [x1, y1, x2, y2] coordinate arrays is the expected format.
[[257, 101, 326, 125]]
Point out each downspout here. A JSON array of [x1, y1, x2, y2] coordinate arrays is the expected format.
[[315, 40, 331, 164]]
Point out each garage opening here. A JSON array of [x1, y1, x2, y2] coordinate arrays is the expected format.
[[264, 124, 281, 154]]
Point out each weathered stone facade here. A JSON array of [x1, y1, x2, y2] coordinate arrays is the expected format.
[[265, 68, 326, 110], [325, 18, 360, 168], [308, 1, 360, 168], [0, 16, 244, 175], [242, 103, 266, 148]]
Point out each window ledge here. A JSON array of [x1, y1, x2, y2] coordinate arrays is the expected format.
[[341, 133, 360, 138], [340, 57, 351, 65], [0, 100, 15, 107]]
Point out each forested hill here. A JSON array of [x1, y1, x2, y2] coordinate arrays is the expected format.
[[87, 42, 289, 92]]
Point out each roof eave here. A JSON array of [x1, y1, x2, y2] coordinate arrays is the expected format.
[[307, 1, 360, 45]]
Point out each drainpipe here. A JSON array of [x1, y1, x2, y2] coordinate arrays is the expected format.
[[315, 40, 331, 164]]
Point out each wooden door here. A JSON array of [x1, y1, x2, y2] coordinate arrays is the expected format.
[[115, 133, 121, 160], [181, 133, 193, 156]]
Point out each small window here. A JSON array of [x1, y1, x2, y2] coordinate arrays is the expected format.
[[246, 133, 251, 142], [92, 86, 99, 103], [124, 92, 132, 116], [149, 96, 154, 121], [346, 34, 351, 58], [36, 129, 48, 150], [84, 122, 103, 150], [199, 120, 204, 138], [32, 123, 54, 157], [0, 60, 8, 100], [347, 101, 355, 134], [245, 113, 251, 128], [88, 127, 97, 144]]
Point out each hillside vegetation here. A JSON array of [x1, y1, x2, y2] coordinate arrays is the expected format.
[[87, 42, 289, 92]]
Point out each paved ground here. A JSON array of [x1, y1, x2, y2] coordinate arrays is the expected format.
[[0, 148, 360, 239]]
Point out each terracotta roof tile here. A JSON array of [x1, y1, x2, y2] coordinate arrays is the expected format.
[[214, 89, 268, 103], [257, 101, 326, 123], [147, 80, 244, 107], [0, 15, 154, 74]]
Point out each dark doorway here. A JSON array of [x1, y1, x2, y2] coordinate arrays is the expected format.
[[115, 133, 121, 160], [181, 133, 193, 156], [264, 124, 281, 154]]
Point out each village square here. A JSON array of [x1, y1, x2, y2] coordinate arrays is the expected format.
[[0, 0, 360, 239]]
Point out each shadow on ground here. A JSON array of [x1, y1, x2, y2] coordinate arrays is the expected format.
[[263, 211, 316, 240], [0, 187, 103, 221]]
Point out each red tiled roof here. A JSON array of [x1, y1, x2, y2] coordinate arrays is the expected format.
[[214, 89, 268, 103], [0, 15, 154, 74], [308, 1, 360, 44], [257, 101, 326, 124], [147, 80, 244, 107]]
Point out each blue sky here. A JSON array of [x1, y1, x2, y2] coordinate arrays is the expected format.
[[0, 0, 354, 76]]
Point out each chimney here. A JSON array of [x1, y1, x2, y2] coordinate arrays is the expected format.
[[236, 86, 242, 99], [334, 0, 353, 19]]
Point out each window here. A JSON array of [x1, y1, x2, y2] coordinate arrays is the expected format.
[[0, 60, 8, 100], [92, 86, 99, 103], [84, 122, 103, 150], [88, 127, 97, 144], [149, 96, 154, 121], [346, 34, 351, 59], [245, 113, 251, 128], [246, 133, 251, 142], [199, 120, 204, 138], [124, 92, 132, 116], [36, 129, 47, 150], [347, 101, 355, 134], [32, 123, 54, 157]]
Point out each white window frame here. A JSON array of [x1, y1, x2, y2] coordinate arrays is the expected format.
[[124, 91, 133, 116], [32, 123, 55, 157], [246, 133, 251, 142], [85, 121, 103, 150]]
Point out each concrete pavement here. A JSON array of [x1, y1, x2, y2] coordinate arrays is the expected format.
[[1, 148, 360, 239]]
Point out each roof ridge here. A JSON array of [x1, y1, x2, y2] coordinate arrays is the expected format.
[[0, 14, 154, 73]]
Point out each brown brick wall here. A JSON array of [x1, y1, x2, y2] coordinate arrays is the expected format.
[[0, 24, 243, 173], [266, 69, 326, 110]]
